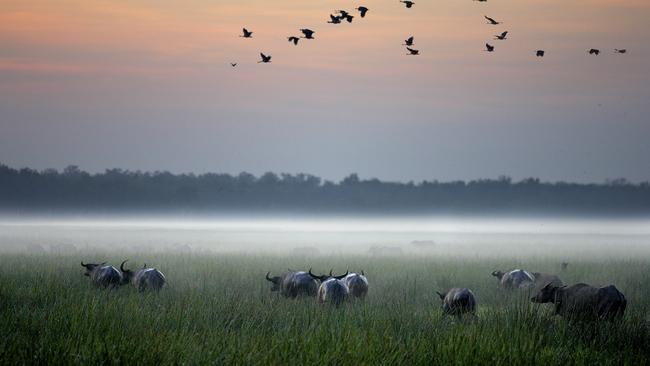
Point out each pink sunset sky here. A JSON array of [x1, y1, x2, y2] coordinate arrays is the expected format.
[[1, 0, 649, 182]]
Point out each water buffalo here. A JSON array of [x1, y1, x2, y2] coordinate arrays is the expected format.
[[81, 261, 122, 288], [492, 269, 535, 289], [309, 269, 350, 305], [344, 271, 369, 299], [531, 283, 627, 321], [436, 288, 477, 317], [265, 270, 319, 298], [120, 260, 166, 291]]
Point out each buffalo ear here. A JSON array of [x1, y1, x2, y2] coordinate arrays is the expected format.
[[436, 291, 445, 300]]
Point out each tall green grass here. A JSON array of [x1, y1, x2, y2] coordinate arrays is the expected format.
[[1, 253, 649, 365]]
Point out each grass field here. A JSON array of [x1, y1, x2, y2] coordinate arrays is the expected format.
[[1, 251, 650, 365]]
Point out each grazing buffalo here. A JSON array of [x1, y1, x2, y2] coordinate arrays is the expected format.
[[531, 283, 627, 321], [120, 260, 166, 291], [309, 269, 350, 305], [344, 271, 369, 299], [436, 288, 477, 317], [265, 270, 319, 298], [81, 261, 122, 288], [492, 269, 535, 289]]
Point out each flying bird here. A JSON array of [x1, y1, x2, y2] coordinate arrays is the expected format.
[[337, 10, 354, 23], [300, 29, 315, 39], [230, 62, 237, 67], [536, 50, 545, 57], [258, 53, 272, 63], [485, 43, 495, 52], [474, 0, 487, 2], [484, 16, 500, 25], [403, 36, 414, 46], [328, 14, 342, 24], [356, 6, 369, 17], [494, 31, 508, 40], [400, 1, 415, 9], [615, 49, 627, 54], [288, 36, 299, 45], [240, 28, 253, 38], [406, 47, 419, 55], [588, 48, 600, 55]]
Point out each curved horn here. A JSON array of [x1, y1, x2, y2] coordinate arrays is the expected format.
[[308, 268, 322, 280], [120, 260, 128, 272], [265, 272, 274, 282], [81, 261, 86, 267], [143, 263, 147, 269], [361, 270, 365, 276], [334, 270, 349, 280]]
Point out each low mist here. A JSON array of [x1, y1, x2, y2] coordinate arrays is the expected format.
[[2, 215, 649, 260]]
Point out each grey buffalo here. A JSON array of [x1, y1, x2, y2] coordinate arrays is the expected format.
[[120, 260, 166, 291], [81, 261, 122, 288], [492, 269, 535, 289], [344, 271, 369, 298], [436, 288, 477, 317], [266, 270, 319, 298], [309, 269, 350, 305], [531, 283, 627, 321]]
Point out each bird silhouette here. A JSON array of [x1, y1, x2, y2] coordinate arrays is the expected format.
[[240, 28, 253, 38], [300, 29, 315, 39], [356, 7, 369, 17], [485, 43, 495, 52], [258, 53, 272, 63], [615, 49, 627, 54], [484, 16, 500, 25], [328, 14, 342, 24], [406, 47, 419, 55], [288, 36, 299, 45], [536, 50, 545, 57], [474, 0, 487, 2], [400, 1, 415, 9], [588, 48, 600, 55], [494, 31, 508, 40], [337, 10, 354, 23], [403, 36, 414, 46], [230, 62, 237, 67]]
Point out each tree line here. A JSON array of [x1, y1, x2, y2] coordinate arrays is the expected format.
[[1, 163, 649, 215]]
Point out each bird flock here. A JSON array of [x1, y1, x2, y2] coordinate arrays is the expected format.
[[230, 1, 628, 67]]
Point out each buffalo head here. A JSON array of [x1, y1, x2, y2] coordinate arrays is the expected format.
[[265, 272, 282, 292], [81, 261, 105, 277], [491, 270, 504, 280], [531, 282, 563, 303]]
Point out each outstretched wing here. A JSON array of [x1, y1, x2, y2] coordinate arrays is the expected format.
[[485, 16, 496, 23]]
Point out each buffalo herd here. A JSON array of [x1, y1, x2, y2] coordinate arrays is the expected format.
[[80, 260, 627, 322], [81, 260, 166, 291]]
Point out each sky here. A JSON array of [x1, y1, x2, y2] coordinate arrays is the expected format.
[[1, 0, 649, 183]]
